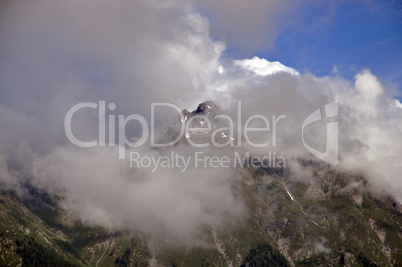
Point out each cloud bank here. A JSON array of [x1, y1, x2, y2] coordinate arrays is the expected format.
[[0, 0, 401, 242]]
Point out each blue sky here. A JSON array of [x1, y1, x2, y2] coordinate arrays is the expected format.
[[202, 0, 402, 99]]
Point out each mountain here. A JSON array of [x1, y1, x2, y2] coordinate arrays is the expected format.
[[0, 101, 401, 266], [156, 100, 232, 147]]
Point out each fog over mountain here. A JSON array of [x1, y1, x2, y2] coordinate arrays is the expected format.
[[0, 0, 401, 243]]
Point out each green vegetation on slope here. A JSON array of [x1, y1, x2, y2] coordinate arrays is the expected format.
[[241, 242, 290, 267], [15, 236, 78, 267]]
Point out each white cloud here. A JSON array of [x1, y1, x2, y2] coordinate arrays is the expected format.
[[205, 61, 402, 202], [1, 0, 402, 243], [234, 56, 299, 76], [32, 146, 246, 242], [393, 99, 402, 109]]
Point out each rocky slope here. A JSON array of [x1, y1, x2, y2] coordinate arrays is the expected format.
[[1, 162, 401, 266]]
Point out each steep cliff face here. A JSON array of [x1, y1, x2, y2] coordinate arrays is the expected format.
[[239, 163, 402, 266]]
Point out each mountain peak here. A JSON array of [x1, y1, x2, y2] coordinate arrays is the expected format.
[[193, 100, 215, 115]]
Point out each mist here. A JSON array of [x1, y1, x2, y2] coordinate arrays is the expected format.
[[0, 0, 401, 242]]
